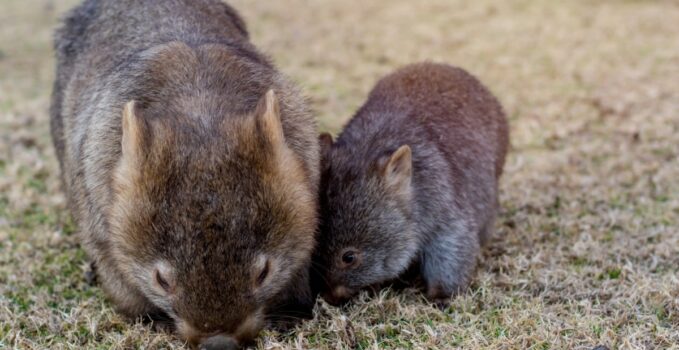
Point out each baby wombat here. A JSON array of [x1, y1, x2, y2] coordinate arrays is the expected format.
[[51, 0, 318, 347], [316, 63, 509, 306]]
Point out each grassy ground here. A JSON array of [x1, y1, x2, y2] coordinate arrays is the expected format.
[[1, 0, 678, 349]]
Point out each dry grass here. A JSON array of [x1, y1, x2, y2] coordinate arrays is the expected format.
[[1, 0, 678, 349]]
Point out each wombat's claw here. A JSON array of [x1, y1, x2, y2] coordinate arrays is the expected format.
[[267, 321, 290, 332], [142, 310, 175, 333], [426, 287, 452, 310], [432, 299, 450, 311], [84, 262, 97, 285], [424, 293, 451, 310], [266, 316, 302, 332], [150, 320, 173, 333]]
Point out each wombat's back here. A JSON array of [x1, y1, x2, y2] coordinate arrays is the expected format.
[[51, 0, 252, 182], [51, 0, 320, 204], [340, 62, 508, 180], [54, 0, 249, 75]]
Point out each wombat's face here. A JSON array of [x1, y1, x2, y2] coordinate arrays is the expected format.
[[109, 91, 316, 346], [316, 137, 417, 305]]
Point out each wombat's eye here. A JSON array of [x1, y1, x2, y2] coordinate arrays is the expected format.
[[255, 259, 270, 286], [155, 269, 171, 292], [342, 252, 355, 264], [340, 250, 360, 268]]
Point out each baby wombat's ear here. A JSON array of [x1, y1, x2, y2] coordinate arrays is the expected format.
[[319, 133, 333, 160], [380, 145, 412, 195], [255, 89, 285, 146]]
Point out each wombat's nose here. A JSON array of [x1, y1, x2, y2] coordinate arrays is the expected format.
[[322, 294, 345, 306], [199, 335, 238, 350], [322, 285, 353, 306]]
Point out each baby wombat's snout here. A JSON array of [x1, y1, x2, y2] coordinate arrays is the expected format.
[[320, 285, 356, 306]]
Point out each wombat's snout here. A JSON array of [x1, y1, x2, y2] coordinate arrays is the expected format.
[[199, 335, 238, 350]]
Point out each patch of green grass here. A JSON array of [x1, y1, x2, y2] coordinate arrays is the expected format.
[[6, 288, 34, 312], [19, 204, 59, 228], [0, 99, 14, 112], [26, 176, 48, 192], [494, 325, 509, 338], [654, 304, 668, 324], [592, 324, 604, 337], [356, 337, 372, 350], [570, 256, 589, 267], [598, 267, 622, 280]]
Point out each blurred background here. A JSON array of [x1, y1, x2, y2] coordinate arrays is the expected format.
[[1, 0, 677, 349]]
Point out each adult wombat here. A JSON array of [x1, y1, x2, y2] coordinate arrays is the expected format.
[[50, 0, 319, 347], [316, 63, 508, 306]]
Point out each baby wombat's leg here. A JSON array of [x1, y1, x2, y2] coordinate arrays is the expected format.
[[478, 209, 497, 247], [420, 228, 480, 307], [266, 268, 315, 330]]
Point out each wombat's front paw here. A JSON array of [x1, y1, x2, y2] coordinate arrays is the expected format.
[[142, 310, 175, 333], [84, 261, 97, 285], [266, 316, 301, 332], [426, 285, 453, 310], [266, 297, 314, 332], [266, 305, 313, 332]]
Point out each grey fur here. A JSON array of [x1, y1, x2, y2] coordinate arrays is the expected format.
[[316, 62, 509, 305]]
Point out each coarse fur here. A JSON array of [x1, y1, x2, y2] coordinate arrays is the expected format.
[[50, 0, 319, 347], [316, 62, 509, 305]]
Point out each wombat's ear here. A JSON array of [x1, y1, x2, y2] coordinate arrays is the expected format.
[[121, 101, 146, 160], [255, 89, 285, 146], [381, 145, 412, 193], [319, 132, 333, 159]]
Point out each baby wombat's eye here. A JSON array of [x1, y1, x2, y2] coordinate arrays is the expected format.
[[342, 252, 355, 264], [339, 249, 361, 269]]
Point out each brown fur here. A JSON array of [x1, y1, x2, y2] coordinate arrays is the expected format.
[[51, 0, 319, 347], [315, 62, 509, 306]]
